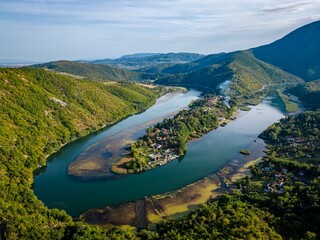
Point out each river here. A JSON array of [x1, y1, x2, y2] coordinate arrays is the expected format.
[[33, 91, 284, 217]]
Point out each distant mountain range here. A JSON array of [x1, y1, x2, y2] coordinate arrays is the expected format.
[[31, 20, 320, 97], [155, 20, 320, 94], [79, 52, 205, 70]]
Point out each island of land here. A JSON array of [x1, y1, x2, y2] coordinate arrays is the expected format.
[[112, 95, 237, 174]]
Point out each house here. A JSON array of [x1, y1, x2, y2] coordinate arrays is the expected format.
[[274, 172, 282, 179]]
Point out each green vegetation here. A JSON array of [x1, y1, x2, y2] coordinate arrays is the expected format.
[[121, 96, 235, 173], [142, 196, 281, 239], [252, 20, 320, 81], [240, 149, 250, 155], [0, 68, 161, 239], [276, 89, 299, 113], [1, 20, 320, 240], [144, 110, 320, 239], [31, 60, 142, 81], [287, 80, 320, 110], [239, 106, 251, 111], [259, 111, 320, 160], [156, 51, 302, 98]]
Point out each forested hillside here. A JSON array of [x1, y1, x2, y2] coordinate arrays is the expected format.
[[156, 51, 302, 96], [31, 60, 142, 81], [252, 20, 320, 81], [287, 80, 320, 110], [0, 68, 160, 239]]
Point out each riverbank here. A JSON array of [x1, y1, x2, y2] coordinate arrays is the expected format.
[[80, 134, 267, 228], [112, 96, 236, 174], [67, 89, 196, 179], [34, 96, 284, 218]]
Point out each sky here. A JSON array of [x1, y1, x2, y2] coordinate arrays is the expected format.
[[0, 0, 320, 62]]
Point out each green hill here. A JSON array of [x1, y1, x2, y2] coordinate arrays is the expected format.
[[31, 60, 142, 81], [0, 68, 160, 239], [156, 51, 303, 96], [252, 20, 320, 81], [287, 79, 320, 110]]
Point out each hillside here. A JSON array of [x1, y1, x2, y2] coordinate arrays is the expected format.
[[287, 79, 320, 110], [137, 52, 229, 74], [88, 52, 205, 70], [0, 68, 161, 239], [252, 20, 320, 81], [31, 60, 142, 81], [156, 51, 303, 96]]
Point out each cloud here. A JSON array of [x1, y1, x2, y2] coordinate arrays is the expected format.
[[261, 1, 318, 13], [0, 0, 319, 61]]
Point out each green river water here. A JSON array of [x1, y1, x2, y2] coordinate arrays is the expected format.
[[34, 90, 284, 217]]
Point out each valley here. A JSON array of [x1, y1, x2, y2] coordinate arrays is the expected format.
[[0, 19, 320, 240]]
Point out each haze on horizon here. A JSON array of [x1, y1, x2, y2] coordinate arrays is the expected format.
[[1, 0, 320, 62]]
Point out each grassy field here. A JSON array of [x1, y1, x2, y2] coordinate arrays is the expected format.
[[239, 106, 251, 111], [276, 89, 299, 113], [147, 176, 221, 224], [110, 157, 131, 174]]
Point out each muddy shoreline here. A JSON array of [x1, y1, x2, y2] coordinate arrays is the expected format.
[[80, 138, 267, 228], [68, 91, 189, 180]]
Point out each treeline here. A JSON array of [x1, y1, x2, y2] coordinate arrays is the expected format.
[[287, 80, 320, 110], [31, 60, 142, 81], [0, 68, 161, 239], [259, 111, 320, 158]]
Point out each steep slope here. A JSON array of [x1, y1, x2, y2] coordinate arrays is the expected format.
[[157, 51, 303, 95], [287, 79, 320, 110], [0, 68, 160, 239], [252, 20, 320, 81], [31, 60, 142, 81], [89, 52, 205, 70]]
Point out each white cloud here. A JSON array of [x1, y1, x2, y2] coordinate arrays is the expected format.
[[0, 0, 319, 61]]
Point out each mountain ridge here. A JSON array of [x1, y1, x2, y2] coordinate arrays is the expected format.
[[31, 60, 142, 81], [252, 20, 320, 81], [156, 51, 303, 96]]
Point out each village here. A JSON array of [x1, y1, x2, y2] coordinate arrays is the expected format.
[[236, 111, 320, 196], [123, 95, 234, 173]]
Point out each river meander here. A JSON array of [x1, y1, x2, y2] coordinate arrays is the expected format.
[[34, 91, 284, 217]]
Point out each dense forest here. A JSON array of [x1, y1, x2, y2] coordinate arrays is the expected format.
[[0, 68, 162, 239], [287, 80, 320, 110], [156, 51, 302, 97]]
